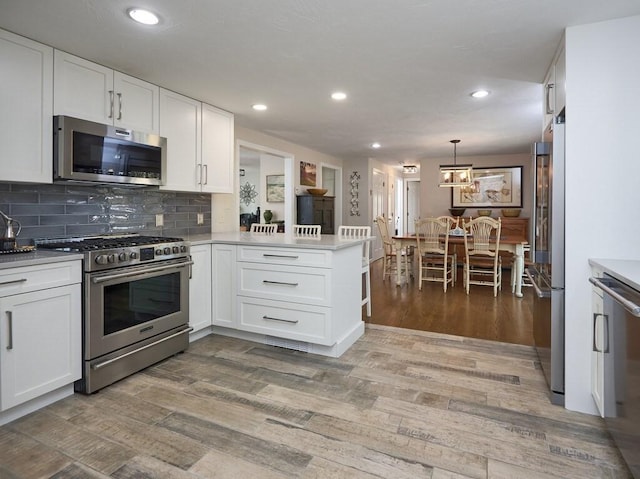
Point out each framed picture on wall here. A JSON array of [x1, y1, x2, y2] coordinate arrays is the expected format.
[[451, 166, 523, 208], [266, 174, 285, 202], [300, 161, 317, 186]]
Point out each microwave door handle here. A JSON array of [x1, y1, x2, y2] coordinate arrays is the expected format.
[[108, 90, 114, 119], [117, 92, 122, 120]]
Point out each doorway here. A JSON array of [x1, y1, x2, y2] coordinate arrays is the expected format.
[[371, 168, 387, 261], [405, 179, 421, 234]]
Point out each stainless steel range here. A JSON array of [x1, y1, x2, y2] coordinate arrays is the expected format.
[[37, 234, 193, 393]]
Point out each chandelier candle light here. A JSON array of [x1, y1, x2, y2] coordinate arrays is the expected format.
[[438, 139, 473, 187]]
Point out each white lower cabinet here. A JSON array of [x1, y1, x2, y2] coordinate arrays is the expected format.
[[591, 266, 607, 417], [189, 244, 213, 333], [0, 261, 82, 413], [212, 244, 236, 327]]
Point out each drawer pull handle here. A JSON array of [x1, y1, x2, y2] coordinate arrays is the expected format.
[[262, 315, 299, 324], [0, 278, 28, 286], [262, 254, 299, 259], [6, 311, 13, 350], [263, 280, 299, 287]]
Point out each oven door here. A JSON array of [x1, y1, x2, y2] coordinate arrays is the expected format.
[[84, 258, 190, 360]]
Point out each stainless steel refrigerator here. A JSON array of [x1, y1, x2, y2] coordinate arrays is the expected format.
[[526, 121, 565, 406]]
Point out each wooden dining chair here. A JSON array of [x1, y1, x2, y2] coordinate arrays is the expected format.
[[462, 216, 502, 296], [292, 224, 321, 236], [374, 215, 412, 283], [414, 216, 457, 292], [338, 225, 372, 316], [250, 223, 277, 233]]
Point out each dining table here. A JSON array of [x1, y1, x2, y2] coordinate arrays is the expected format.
[[392, 234, 529, 297]]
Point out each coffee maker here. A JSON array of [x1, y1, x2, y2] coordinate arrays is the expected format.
[[0, 210, 21, 251]]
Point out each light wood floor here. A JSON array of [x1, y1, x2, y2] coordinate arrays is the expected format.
[[367, 258, 535, 346], [0, 326, 631, 478]]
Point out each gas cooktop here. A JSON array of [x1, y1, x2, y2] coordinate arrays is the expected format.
[[36, 234, 190, 272]]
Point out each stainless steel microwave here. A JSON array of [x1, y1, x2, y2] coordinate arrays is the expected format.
[[53, 115, 167, 186]]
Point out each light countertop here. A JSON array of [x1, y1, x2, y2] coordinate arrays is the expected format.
[[0, 249, 83, 270], [589, 258, 640, 291], [187, 232, 367, 251]]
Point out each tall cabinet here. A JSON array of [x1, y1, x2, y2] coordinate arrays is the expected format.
[[296, 196, 335, 234]]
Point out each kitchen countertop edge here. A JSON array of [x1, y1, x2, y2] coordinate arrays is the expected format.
[[0, 250, 84, 270], [187, 232, 367, 250], [589, 258, 640, 291]]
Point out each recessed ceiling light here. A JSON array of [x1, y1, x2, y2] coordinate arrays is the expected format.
[[331, 92, 347, 101], [252, 104, 267, 111], [371, 142, 381, 149], [127, 8, 159, 25], [471, 90, 490, 98]]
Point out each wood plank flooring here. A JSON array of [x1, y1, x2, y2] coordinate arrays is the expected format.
[[0, 326, 631, 478], [367, 258, 535, 346]]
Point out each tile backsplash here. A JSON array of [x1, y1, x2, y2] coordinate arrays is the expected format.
[[0, 182, 211, 245]]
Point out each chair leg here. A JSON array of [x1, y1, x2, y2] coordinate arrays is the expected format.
[[364, 269, 371, 316]]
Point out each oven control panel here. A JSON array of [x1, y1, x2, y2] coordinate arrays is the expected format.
[[90, 241, 189, 271]]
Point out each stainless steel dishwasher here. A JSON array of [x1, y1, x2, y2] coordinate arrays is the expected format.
[[589, 273, 640, 478]]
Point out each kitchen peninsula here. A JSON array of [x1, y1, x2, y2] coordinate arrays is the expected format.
[[188, 232, 366, 357]]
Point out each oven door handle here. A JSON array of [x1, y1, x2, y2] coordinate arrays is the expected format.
[[589, 276, 640, 317], [91, 260, 194, 284]]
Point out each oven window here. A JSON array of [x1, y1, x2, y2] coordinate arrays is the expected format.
[[103, 272, 180, 335]]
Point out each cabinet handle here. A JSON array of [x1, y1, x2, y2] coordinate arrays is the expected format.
[[117, 92, 122, 120], [262, 315, 299, 324], [108, 90, 114, 119], [203, 164, 208, 185], [262, 254, 299, 259], [197, 164, 203, 185], [6, 311, 13, 350], [263, 280, 299, 287], [0, 278, 27, 286], [545, 83, 555, 115], [592, 313, 609, 353]]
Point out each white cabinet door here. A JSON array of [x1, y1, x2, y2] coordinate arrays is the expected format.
[[202, 103, 234, 193], [554, 45, 566, 116], [113, 71, 159, 133], [159, 88, 202, 192], [54, 51, 159, 133], [212, 244, 236, 327], [0, 29, 53, 184], [0, 284, 81, 411], [54, 50, 113, 125], [189, 244, 212, 333]]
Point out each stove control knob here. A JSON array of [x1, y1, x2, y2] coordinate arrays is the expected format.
[[118, 252, 128, 262], [130, 251, 138, 259], [172, 246, 179, 254], [155, 249, 162, 256], [180, 245, 187, 253], [107, 254, 116, 263], [164, 247, 171, 255], [95, 255, 108, 265]]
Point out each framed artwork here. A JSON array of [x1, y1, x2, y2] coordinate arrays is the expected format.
[[266, 174, 285, 202], [300, 161, 316, 186], [451, 166, 523, 208]]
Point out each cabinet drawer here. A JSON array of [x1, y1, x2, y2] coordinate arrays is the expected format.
[[238, 246, 330, 268], [0, 261, 82, 297], [238, 297, 331, 345], [238, 264, 330, 305]]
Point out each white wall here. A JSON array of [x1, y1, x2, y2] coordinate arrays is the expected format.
[[564, 14, 640, 414]]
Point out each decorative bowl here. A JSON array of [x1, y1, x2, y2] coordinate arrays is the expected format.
[[477, 209, 492, 217], [448, 208, 466, 217], [501, 208, 521, 217], [306, 188, 328, 196]]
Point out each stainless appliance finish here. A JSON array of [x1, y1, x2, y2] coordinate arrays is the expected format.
[[54, 115, 166, 186], [589, 274, 640, 478], [37, 235, 192, 393], [527, 120, 565, 405]]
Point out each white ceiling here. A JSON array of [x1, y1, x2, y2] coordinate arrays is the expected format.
[[2, 1, 640, 168]]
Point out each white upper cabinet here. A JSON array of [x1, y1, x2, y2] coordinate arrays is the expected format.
[[0, 29, 53, 184], [159, 88, 202, 192], [160, 89, 234, 193], [543, 41, 566, 130], [554, 44, 566, 116], [202, 103, 234, 194], [54, 51, 159, 133]]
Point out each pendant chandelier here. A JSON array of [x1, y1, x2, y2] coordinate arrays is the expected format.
[[438, 139, 473, 187]]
